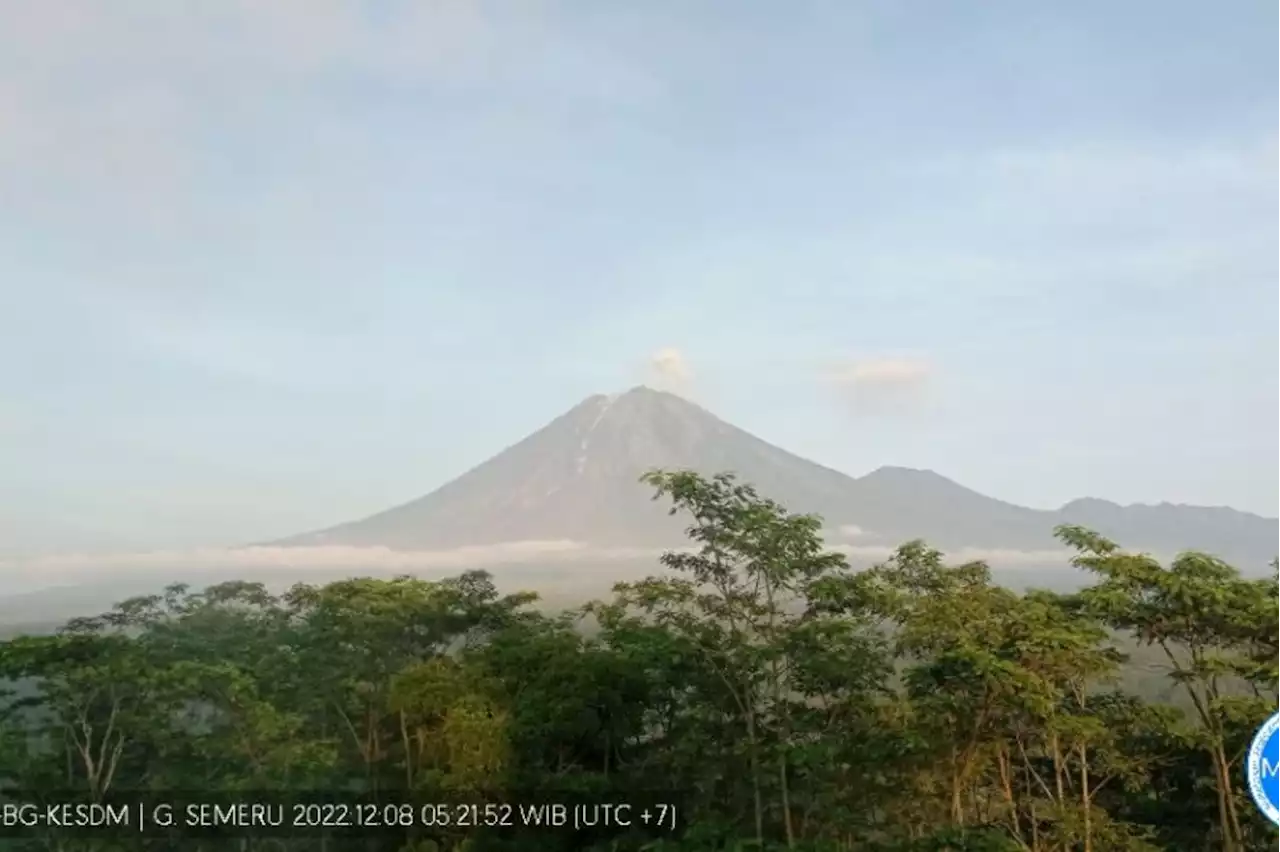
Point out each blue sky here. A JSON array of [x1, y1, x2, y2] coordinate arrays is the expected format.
[[0, 0, 1276, 554]]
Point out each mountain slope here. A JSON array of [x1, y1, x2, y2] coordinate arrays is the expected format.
[[278, 387, 1277, 566], [280, 387, 863, 549]]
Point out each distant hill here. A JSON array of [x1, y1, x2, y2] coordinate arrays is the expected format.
[[1055, 497, 1275, 566], [277, 386, 1277, 569]]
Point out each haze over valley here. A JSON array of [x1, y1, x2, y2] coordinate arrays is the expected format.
[[1, 385, 1274, 628]]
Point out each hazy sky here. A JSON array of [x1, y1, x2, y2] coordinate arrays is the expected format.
[[1, 0, 1276, 555]]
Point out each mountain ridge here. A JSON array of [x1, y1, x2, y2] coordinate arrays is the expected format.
[[275, 387, 1276, 567]]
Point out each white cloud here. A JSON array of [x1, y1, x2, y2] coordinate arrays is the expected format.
[[831, 358, 930, 386], [825, 542, 1077, 567], [0, 539, 1089, 601], [0, 540, 614, 594], [825, 356, 933, 416], [647, 347, 694, 395]]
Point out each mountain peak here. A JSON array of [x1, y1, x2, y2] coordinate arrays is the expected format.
[[277, 385, 851, 550], [1059, 496, 1120, 512], [620, 384, 689, 401], [274, 391, 1277, 565], [577, 385, 688, 410], [859, 465, 961, 487], [864, 464, 938, 478]]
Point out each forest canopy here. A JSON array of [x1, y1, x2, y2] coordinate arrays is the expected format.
[[0, 470, 1276, 851]]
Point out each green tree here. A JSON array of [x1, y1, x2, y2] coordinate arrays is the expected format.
[[0, 472, 1273, 852]]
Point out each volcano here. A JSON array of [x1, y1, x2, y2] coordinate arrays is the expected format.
[[276, 386, 1277, 567], [277, 386, 859, 550]]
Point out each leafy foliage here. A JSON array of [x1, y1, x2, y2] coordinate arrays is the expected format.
[[0, 472, 1274, 851]]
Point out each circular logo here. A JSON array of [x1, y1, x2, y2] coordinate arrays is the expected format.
[[1246, 711, 1280, 827]]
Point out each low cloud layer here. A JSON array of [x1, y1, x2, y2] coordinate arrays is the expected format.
[[0, 536, 1080, 599], [826, 356, 933, 416]]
